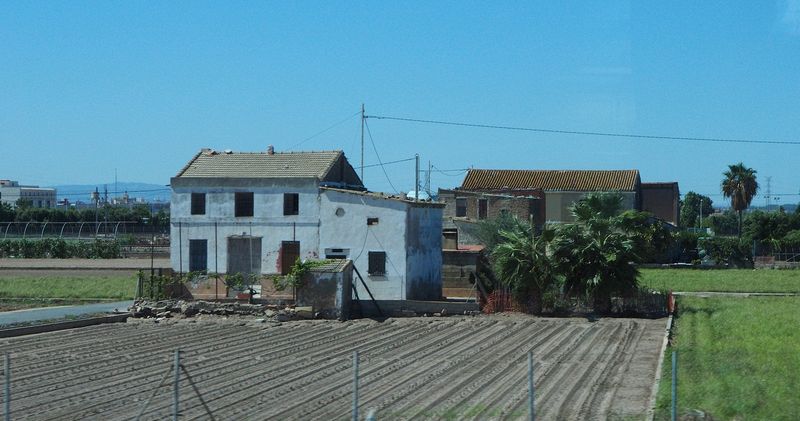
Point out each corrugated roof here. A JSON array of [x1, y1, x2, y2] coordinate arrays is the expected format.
[[461, 169, 640, 192], [176, 150, 344, 179]]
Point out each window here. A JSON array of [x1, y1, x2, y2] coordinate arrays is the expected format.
[[367, 217, 379, 225], [478, 199, 488, 220], [191, 193, 206, 215], [368, 251, 386, 276], [455, 198, 467, 217], [189, 239, 207, 272], [283, 193, 299, 215], [235, 192, 254, 217]]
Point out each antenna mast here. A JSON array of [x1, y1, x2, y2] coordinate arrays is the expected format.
[[360, 104, 365, 183]]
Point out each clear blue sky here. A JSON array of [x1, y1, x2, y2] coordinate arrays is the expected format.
[[2, 1, 799, 207]]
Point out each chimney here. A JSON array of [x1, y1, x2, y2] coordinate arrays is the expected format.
[[267, 145, 275, 155]]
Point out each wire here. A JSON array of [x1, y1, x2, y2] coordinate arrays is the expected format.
[[290, 110, 362, 149], [431, 165, 469, 176], [366, 114, 800, 146], [356, 157, 416, 170], [364, 120, 400, 194]]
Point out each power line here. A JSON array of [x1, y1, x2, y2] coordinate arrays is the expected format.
[[431, 165, 469, 176], [363, 120, 399, 194], [290, 110, 362, 149], [356, 157, 416, 170], [366, 114, 800, 146]]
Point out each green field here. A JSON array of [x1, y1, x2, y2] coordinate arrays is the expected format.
[[641, 268, 800, 293], [654, 296, 800, 420], [0, 275, 136, 301]]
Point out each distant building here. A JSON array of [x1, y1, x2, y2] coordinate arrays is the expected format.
[[455, 169, 642, 223], [170, 148, 444, 301], [0, 180, 57, 209]]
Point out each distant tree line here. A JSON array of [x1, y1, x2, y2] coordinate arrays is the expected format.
[[0, 201, 168, 227]]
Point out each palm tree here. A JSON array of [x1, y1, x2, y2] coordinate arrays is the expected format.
[[551, 193, 640, 313], [721, 163, 759, 237], [492, 220, 557, 314]]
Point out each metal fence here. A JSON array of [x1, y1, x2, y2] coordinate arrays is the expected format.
[[0, 221, 167, 241]]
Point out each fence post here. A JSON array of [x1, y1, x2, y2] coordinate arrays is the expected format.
[[528, 351, 535, 421], [671, 350, 677, 421], [352, 350, 359, 421], [4, 353, 9, 421], [173, 349, 180, 421]]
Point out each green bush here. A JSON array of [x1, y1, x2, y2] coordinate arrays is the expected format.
[[700, 237, 752, 267]]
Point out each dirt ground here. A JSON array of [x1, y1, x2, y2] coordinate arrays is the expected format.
[[0, 258, 171, 278], [0, 314, 666, 420]]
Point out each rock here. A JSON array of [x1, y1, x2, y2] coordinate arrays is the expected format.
[[264, 309, 276, 317], [156, 311, 171, 318], [253, 318, 266, 323], [275, 313, 293, 322], [295, 306, 314, 319], [433, 313, 442, 317]]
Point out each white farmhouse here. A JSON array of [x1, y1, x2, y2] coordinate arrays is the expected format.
[[170, 148, 444, 301]]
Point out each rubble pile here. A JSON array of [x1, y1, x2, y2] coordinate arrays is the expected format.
[[129, 300, 313, 323]]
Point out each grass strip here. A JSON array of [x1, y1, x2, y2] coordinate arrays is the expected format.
[[0, 276, 136, 300], [654, 296, 800, 420], [641, 268, 800, 293]]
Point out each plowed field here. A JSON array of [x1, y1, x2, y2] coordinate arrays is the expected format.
[[0, 315, 665, 420]]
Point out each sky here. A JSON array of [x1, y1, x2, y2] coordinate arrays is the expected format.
[[2, 1, 799, 207]]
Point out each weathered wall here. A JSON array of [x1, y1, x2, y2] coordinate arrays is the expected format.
[[641, 183, 680, 226], [296, 262, 352, 320], [405, 205, 443, 300], [319, 190, 409, 300], [439, 189, 544, 227], [170, 178, 321, 274], [442, 249, 480, 298]]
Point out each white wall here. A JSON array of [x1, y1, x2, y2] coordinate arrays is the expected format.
[[319, 190, 409, 300], [170, 179, 321, 274]]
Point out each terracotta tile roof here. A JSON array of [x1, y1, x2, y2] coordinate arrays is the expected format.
[[175, 149, 344, 179], [461, 169, 640, 192]]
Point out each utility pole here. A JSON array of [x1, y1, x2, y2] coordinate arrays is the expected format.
[[360, 104, 365, 183], [765, 176, 772, 209], [415, 154, 420, 202]]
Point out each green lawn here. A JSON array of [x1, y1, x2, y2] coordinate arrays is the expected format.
[[0, 275, 136, 300], [641, 268, 800, 293], [654, 296, 800, 420]]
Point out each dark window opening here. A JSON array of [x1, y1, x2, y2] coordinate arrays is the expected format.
[[478, 199, 488, 220], [368, 251, 386, 276], [235, 192, 254, 217], [455, 198, 467, 217], [367, 217, 379, 225], [191, 193, 206, 215], [284, 193, 299, 215], [189, 239, 207, 273]]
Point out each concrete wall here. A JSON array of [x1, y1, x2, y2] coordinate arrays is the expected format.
[[170, 178, 321, 275], [544, 191, 637, 223], [319, 190, 409, 300], [296, 261, 353, 320], [405, 205, 443, 300]]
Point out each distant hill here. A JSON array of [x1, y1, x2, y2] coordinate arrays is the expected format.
[[48, 182, 170, 203]]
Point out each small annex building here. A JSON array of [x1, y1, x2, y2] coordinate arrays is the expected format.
[[170, 147, 444, 301]]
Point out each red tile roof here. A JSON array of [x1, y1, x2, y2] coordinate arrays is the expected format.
[[461, 169, 640, 192]]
